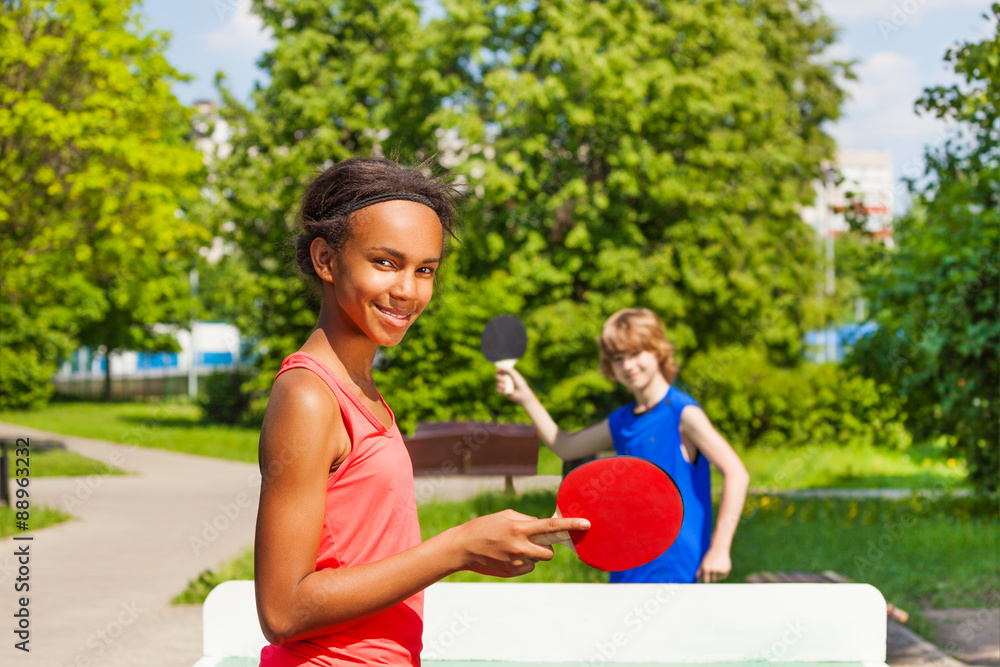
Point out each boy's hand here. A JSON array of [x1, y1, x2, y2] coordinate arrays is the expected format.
[[696, 545, 731, 583], [495, 367, 533, 404]]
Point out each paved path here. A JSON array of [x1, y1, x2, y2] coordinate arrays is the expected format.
[[0, 422, 262, 667], [923, 609, 1000, 667]]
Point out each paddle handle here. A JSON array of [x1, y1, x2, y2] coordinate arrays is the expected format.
[[495, 359, 518, 395], [529, 506, 575, 549]]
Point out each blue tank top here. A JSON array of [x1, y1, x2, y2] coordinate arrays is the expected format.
[[606, 385, 712, 584]]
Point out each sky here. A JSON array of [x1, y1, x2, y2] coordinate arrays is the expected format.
[[138, 0, 994, 213]]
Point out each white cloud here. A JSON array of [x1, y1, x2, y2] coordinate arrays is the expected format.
[[833, 50, 951, 147], [826, 45, 962, 212], [203, 0, 275, 54], [971, 6, 999, 41], [819, 39, 856, 65], [844, 51, 920, 112]]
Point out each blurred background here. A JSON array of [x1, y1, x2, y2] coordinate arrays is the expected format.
[[3, 0, 996, 492], [0, 1, 997, 663]]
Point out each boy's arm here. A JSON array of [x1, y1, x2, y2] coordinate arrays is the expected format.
[[679, 406, 750, 583], [497, 367, 613, 461]]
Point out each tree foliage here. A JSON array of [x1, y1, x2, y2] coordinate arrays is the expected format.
[[202, 0, 459, 415], [849, 7, 1000, 495], [0, 0, 207, 407], [385, 0, 850, 431], [682, 345, 910, 451], [207, 0, 849, 433]]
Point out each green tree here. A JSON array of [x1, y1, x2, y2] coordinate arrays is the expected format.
[[210, 1, 849, 434], [380, 0, 851, 430], [849, 6, 999, 495], [0, 0, 207, 406], [204, 0, 464, 415]]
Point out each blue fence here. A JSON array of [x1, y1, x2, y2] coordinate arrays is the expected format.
[[803, 322, 878, 362]]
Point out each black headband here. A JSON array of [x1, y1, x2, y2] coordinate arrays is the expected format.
[[322, 192, 435, 219]]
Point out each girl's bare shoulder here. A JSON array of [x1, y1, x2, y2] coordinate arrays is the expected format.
[[260, 369, 348, 471], [268, 367, 338, 416]]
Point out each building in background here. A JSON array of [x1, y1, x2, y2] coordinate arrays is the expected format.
[[802, 149, 894, 244], [801, 149, 892, 363], [53, 322, 242, 400]]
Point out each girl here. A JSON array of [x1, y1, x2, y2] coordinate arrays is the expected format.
[[498, 308, 749, 584], [254, 157, 588, 666]]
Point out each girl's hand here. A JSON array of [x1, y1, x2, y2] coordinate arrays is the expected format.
[[452, 509, 589, 578], [495, 367, 533, 405], [696, 545, 732, 583]]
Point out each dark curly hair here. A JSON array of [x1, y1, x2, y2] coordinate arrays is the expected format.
[[292, 157, 461, 289]]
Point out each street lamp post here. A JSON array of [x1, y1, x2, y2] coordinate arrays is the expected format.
[[188, 267, 198, 398], [824, 168, 837, 362]]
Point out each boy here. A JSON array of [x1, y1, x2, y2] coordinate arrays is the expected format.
[[498, 308, 749, 583]]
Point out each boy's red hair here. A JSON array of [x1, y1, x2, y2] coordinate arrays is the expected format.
[[598, 308, 679, 383]]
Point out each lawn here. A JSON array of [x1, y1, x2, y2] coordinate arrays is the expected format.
[[1, 399, 968, 491], [22, 449, 129, 477], [173, 547, 255, 604], [0, 504, 72, 538], [173, 488, 999, 635], [0, 399, 260, 463], [731, 440, 968, 491], [8, 397, 988, 625]]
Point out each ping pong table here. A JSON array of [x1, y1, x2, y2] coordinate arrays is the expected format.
[[195, 580, 889, 666]]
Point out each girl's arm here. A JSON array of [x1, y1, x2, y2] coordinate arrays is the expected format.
[[254, 370, 588, 646], [678, 406, 750, 583], [497, 367, 613, 461]]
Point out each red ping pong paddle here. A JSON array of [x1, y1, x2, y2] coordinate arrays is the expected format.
[[481, 315, 527, 395], [538, 456, 684, 572]]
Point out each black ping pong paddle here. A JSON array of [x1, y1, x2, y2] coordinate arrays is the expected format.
[[481, 315, 527, 395]]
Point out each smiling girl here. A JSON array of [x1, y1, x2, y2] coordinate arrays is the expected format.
[[254, 158, 588, 666], [498, 308, 749, 585]]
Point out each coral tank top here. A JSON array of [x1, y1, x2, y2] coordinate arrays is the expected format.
[[259, 352, 424, 666]]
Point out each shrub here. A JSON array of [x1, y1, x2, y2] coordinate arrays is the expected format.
[[0, 346, 56, 411], [197, 367, 254, 425], [679, 346, 910, 450]]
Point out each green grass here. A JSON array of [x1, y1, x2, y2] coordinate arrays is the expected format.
[[730, 492, 998, 642], [537, 446, 563, 475], [418, 490, 608, 584], [713, 440, 968, 493], [730, 493, 998, 610], [0, 399, 260, 463], [173, 547, 255, 604], [24, 449, 129, 477], [0, 504, 72, 538], [174, 490, 998, 611], [1, 400, 971, 492], [173, 489, 609, 604], [541, 439, 967, 493], [542, 436, 966, 492]]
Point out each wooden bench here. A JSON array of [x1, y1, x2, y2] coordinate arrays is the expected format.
[[403, 421, 539, 493], [193, 580, 889, 665]]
